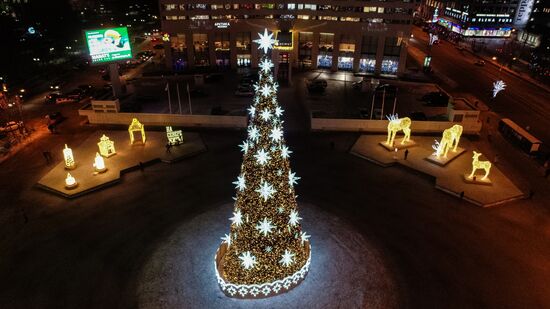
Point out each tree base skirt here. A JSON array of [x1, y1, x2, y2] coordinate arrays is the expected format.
[[214, 241, 311, 299]]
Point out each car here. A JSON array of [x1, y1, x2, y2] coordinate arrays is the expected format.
[[474, 60, 485, 66], [45, 93, 62, 104], [235, 86, 254, 97], [55, 97, 78, 104], [49, 82, 62, 91], [189, 88, 208, 98], [421, 91, 449, 106], [307, 79, 328, 88], [65, 89, 84, 101]]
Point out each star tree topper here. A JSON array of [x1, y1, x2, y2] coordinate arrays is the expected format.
[[254, 28, 276, 53]]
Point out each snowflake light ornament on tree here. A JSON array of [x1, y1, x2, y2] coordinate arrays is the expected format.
[[216, 28, 311, 299], [492, 80, 506, 98]]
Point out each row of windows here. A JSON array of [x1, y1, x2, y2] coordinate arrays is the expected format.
[[164, 14, 411, 24], [163, 3, 412, 14]]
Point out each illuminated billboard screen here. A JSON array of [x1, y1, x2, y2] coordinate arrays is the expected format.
[[85, 27, 132, 64]]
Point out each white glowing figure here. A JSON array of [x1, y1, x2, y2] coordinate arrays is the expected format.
[[255, 217, 276, 236], [281, 145, 292, 158], [65, 172, 77, 189], [255, 149, 271, 165], [288, 171, 300, 187], [274, 106, 284, 117], [256, 180, 276, 201], [239, 251, 257, 270], [468, 151, 492, 180], [97, 134, 116, 157], [248, 126, 259, 142], [492, 80, 506, 98], [230, 209, 243, 227], [221, 234, 232, 248], [386, 114, 412, 146], [279, 250, 295, 267], [288, 209, 302, 226], [433, 124, 463, 157], [254, 28, 276, 53], [128, 118, 146, 144], [239, 141, 250, 154], [259, 58, 274, 73], [63, 144, 76, 169], [166, 126, 183, 145], [233, 175, 246, 191], [300, 231, 311, 245], [93, 152, 107, 173], [270, 127, 283, 142], [248, 106, 256, 118], [260, 84, 273, 97], [260, 109, 272, 121]]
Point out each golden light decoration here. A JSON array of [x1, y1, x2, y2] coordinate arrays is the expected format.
[[93, 152, 107, 173], [63, 144, 76, 170], [468, 151, 492, 180], [434, 124, 463, 157], [166, 126, 184, 145], [65, 172, 78, 189], [215, 29, 310, 299], [386, 114, 412, 147], [128, 118, 146, 145], [97, 134, 116, 157]]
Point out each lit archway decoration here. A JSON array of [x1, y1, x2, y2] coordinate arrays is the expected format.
[[128, 118, 146, 145]]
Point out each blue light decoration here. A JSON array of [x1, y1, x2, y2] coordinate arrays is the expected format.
[[27, 27, 36, 35]]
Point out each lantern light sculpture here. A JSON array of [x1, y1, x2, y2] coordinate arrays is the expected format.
[[468, 151, 492, 180], [65, 172, 78, 189], [386, 114, 412, 147], [63, 144, 76, 170], [128, 118, 146, 144], [97, 134, 116, 157], [166, 126, 184, 146], [93, 152, 107, 173]]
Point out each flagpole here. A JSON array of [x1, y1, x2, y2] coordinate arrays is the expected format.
[[176, 83, 182, 114], [166, 83, 172, 114], [187, 83, 192, 115]]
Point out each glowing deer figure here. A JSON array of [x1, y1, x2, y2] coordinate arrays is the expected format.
[[468, 151, 492, 180], [386, 114, 412, 146], [435, 124, 464, 157]]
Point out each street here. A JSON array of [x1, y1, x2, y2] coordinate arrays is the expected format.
[[409, 26, 550, 145]]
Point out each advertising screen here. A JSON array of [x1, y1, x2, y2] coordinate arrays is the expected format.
[[85, 27, 132, 64]]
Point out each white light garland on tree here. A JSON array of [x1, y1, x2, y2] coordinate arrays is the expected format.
[[248, 106, 256, 118], [281, 145, 292, 159], [260, 84, 273, 97], [229, 209, 243, 227], [274, 106, 284, 118], [270, 127, 283, 142], [259, 58, 274, 73], [248, 126, 259, 142], [254, 28, 276, 53], [288, 171, 300, 187], [239, 141, 250, 154], [288, 209, 302, 226], [222, 233, 232, 248], [260, 109, 272, 121]]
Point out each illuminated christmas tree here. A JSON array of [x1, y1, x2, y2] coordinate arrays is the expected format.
[[215, 29, 311, 299]]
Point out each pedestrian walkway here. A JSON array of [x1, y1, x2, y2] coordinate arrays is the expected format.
[[350, 135, 524, 207]]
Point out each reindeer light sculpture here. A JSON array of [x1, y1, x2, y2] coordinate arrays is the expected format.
[[386, 114, 412, 147], [468, 151, 492, 180], [434, 124, 463, 157]]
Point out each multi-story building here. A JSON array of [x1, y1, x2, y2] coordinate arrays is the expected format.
[[159, 1, 418, 77], [517, 0, 549, 49], [429, 0, 539, 38]]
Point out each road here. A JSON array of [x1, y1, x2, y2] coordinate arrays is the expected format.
[[409, 26, 550, 145]]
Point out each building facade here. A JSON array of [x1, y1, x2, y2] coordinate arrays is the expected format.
[[427, 0, 538, 38], [159, 1, 417, 77]]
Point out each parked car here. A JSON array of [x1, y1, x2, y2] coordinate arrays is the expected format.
[[49, 82, 62, 91], [306, 79, 328, 93], [421, 91, 449, 106], [65, 89, 84, 101], [235, 86, 254, 97], [474, 60, 485, 66], [55, 97, 78, 104], [45, 93, 62, 104]]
